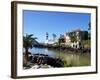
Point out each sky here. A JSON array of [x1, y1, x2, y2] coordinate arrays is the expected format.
[[23, 10, 90, 43]]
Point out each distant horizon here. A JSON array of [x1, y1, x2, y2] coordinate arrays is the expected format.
[[23, 10, 90, 43]]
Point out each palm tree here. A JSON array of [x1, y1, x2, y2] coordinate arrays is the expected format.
[[23, 34, 37, 62]]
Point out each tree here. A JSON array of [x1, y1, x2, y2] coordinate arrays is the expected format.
[[88, 22, 91, 30], [88, 22, 91, 39], [58, 34, 65, 45], [23, 34, 37, 62], [69, 32, 77, 42]]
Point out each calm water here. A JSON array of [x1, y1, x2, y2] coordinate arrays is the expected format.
[[29, 47, 91, 66]]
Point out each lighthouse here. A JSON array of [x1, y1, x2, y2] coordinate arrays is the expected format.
[[46, 32, 48, 40], [45, 32, 49, 44]]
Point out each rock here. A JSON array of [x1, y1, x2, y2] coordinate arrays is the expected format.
[[31, 65, 40, 69]]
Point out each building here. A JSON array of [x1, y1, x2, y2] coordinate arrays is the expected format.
[[63, 29, 88, 48], [44, 29, 88, 48], [64, 33, 71, 46], [45, 40, 56, 45]]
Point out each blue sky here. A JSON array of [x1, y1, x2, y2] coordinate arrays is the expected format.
[[23, 10, 90, 43]]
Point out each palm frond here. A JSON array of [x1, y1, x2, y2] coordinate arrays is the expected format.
[[23, 34, 38, 49]]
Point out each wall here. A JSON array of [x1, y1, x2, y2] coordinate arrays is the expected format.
[[0, 0, 100, 80]]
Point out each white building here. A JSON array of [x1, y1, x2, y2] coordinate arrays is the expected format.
[[64, 33, 71, 46], [45, 40, 54, 45], [63, 29, 88, 49]]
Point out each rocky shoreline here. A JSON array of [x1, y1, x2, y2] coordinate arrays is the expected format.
[[23, 53, 65, 69]]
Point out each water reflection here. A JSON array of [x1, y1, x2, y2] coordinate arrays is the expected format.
[[29, 48, 57, 57], [28, 47, 90, 66]]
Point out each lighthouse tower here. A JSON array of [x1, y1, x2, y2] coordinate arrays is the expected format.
[[45, 32, 49, 44], [46, 32, 48, 40]]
